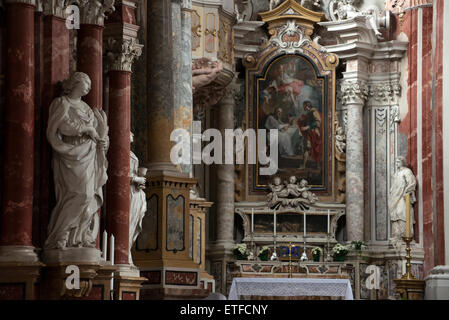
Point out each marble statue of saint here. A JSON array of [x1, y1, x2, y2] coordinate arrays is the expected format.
[[389, 156, 417, 246], [129, 132, 147, 264], [45, 72, 109, 249], [330, 0, 383, 39]]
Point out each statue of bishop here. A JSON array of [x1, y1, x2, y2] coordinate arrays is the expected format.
[[389, 157, 417, 247]]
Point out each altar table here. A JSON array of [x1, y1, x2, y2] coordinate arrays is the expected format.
[[228, 278, 354, 300]]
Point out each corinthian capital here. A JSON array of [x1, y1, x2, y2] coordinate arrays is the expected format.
[[181, 0, 192, 10], [104, 37, 143, 72], [5, 0, 36, 5], [341, 80, 369, 106], [76, 0, 115, 26], [42, 0, 69, 17]]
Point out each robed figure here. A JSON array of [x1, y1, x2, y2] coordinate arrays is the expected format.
[[389, 157, 417, 246], [297, 101, 322, 169], [129, 132, 147, 264], [45, 72, 109, 249]]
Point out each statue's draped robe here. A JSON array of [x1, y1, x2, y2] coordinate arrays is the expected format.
[[388, 167, 417, 241], [45, 96, 108, 249], [129, 151, 147, 264]]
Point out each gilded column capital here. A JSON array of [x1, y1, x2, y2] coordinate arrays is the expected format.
[[104, 37, 143, 72], [341, 80, 369, 106], [76, 0, 115, 26]]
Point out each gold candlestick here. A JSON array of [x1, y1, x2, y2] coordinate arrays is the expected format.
[[288, 242, 293, 278]]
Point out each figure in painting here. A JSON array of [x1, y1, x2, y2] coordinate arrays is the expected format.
[[389, 157, 417, 247], [129, 132, 147, 265], [45, 72, 109, 249], [264, 108, 294, 156], [297, 101, 322, 169]]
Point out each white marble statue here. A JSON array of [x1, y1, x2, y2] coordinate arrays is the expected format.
[[389, 156, 417, 246], [45, 72, 109, 249], [129, 132, 147, 264], [329, 0, 383, 39]]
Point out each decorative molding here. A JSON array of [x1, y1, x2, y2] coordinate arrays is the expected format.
[[341, 80, 369, 106], [375, 107, 387, 133], [76, 0, 115, 26], [390, 105, 400, 132], [104, 37, 143, 72], [270, 20, 311, 54]]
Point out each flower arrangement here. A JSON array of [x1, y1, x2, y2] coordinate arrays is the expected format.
[[233, 243, 248, 260], [312, 247, 323, 262], [351, 241, 367, 251], [258, 246, 270, 261], [332, 243, 349, 261]]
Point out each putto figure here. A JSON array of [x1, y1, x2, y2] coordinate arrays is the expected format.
[[267, 176, 318, 209], [45, 72, 109, 249], [129, 132, 147, 265], [389, 157, 417, 247]]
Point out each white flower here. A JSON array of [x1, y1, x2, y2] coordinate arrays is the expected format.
[[312, 247, 323, 255]]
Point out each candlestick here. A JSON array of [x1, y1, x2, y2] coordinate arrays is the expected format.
[[274, 210, 277, 236], [303, 212, 306, 237], [102, 230, 108, 261], [251, 208, 254, 234], [327, 210, 330, 234], [405, 194, 411, 238], [110, 234, 115, 300]]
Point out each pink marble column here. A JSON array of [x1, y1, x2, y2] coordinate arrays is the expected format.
[[104, 1, 142, 265], [77, 25, 103, 110], [39, 10, 70, 247], [0, 1, 36, 249], [106, 71, 131, 265]]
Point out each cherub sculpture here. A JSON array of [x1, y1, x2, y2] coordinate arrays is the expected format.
[[335, 126, 346, 154], [267, 176, 318, 209]]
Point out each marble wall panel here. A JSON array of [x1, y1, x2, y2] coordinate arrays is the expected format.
[[375, 108, 388, 241], [166, 195, 185, 252]]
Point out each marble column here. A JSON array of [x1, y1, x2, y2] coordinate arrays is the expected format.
[[39, 0, 71, 246], [215, 89, 236, 250], [77, 1, 115, 109], [105, 38, 142, 266], [146, 0, 177, 171], [178, 0, 194, 176], [0, 0, 37, 261], [341, 80, 368, 241]]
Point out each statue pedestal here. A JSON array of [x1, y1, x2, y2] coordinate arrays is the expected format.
[[42, 247, 101, 265], [425, 266, 449, 300], [40, 247, 102, 299], [113, 264, 147, 300]]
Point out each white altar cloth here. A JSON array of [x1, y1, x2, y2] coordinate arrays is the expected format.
[[228, 278, 354, 300]]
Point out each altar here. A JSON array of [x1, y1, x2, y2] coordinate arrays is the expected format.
[[228, 278, 353, 300]]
